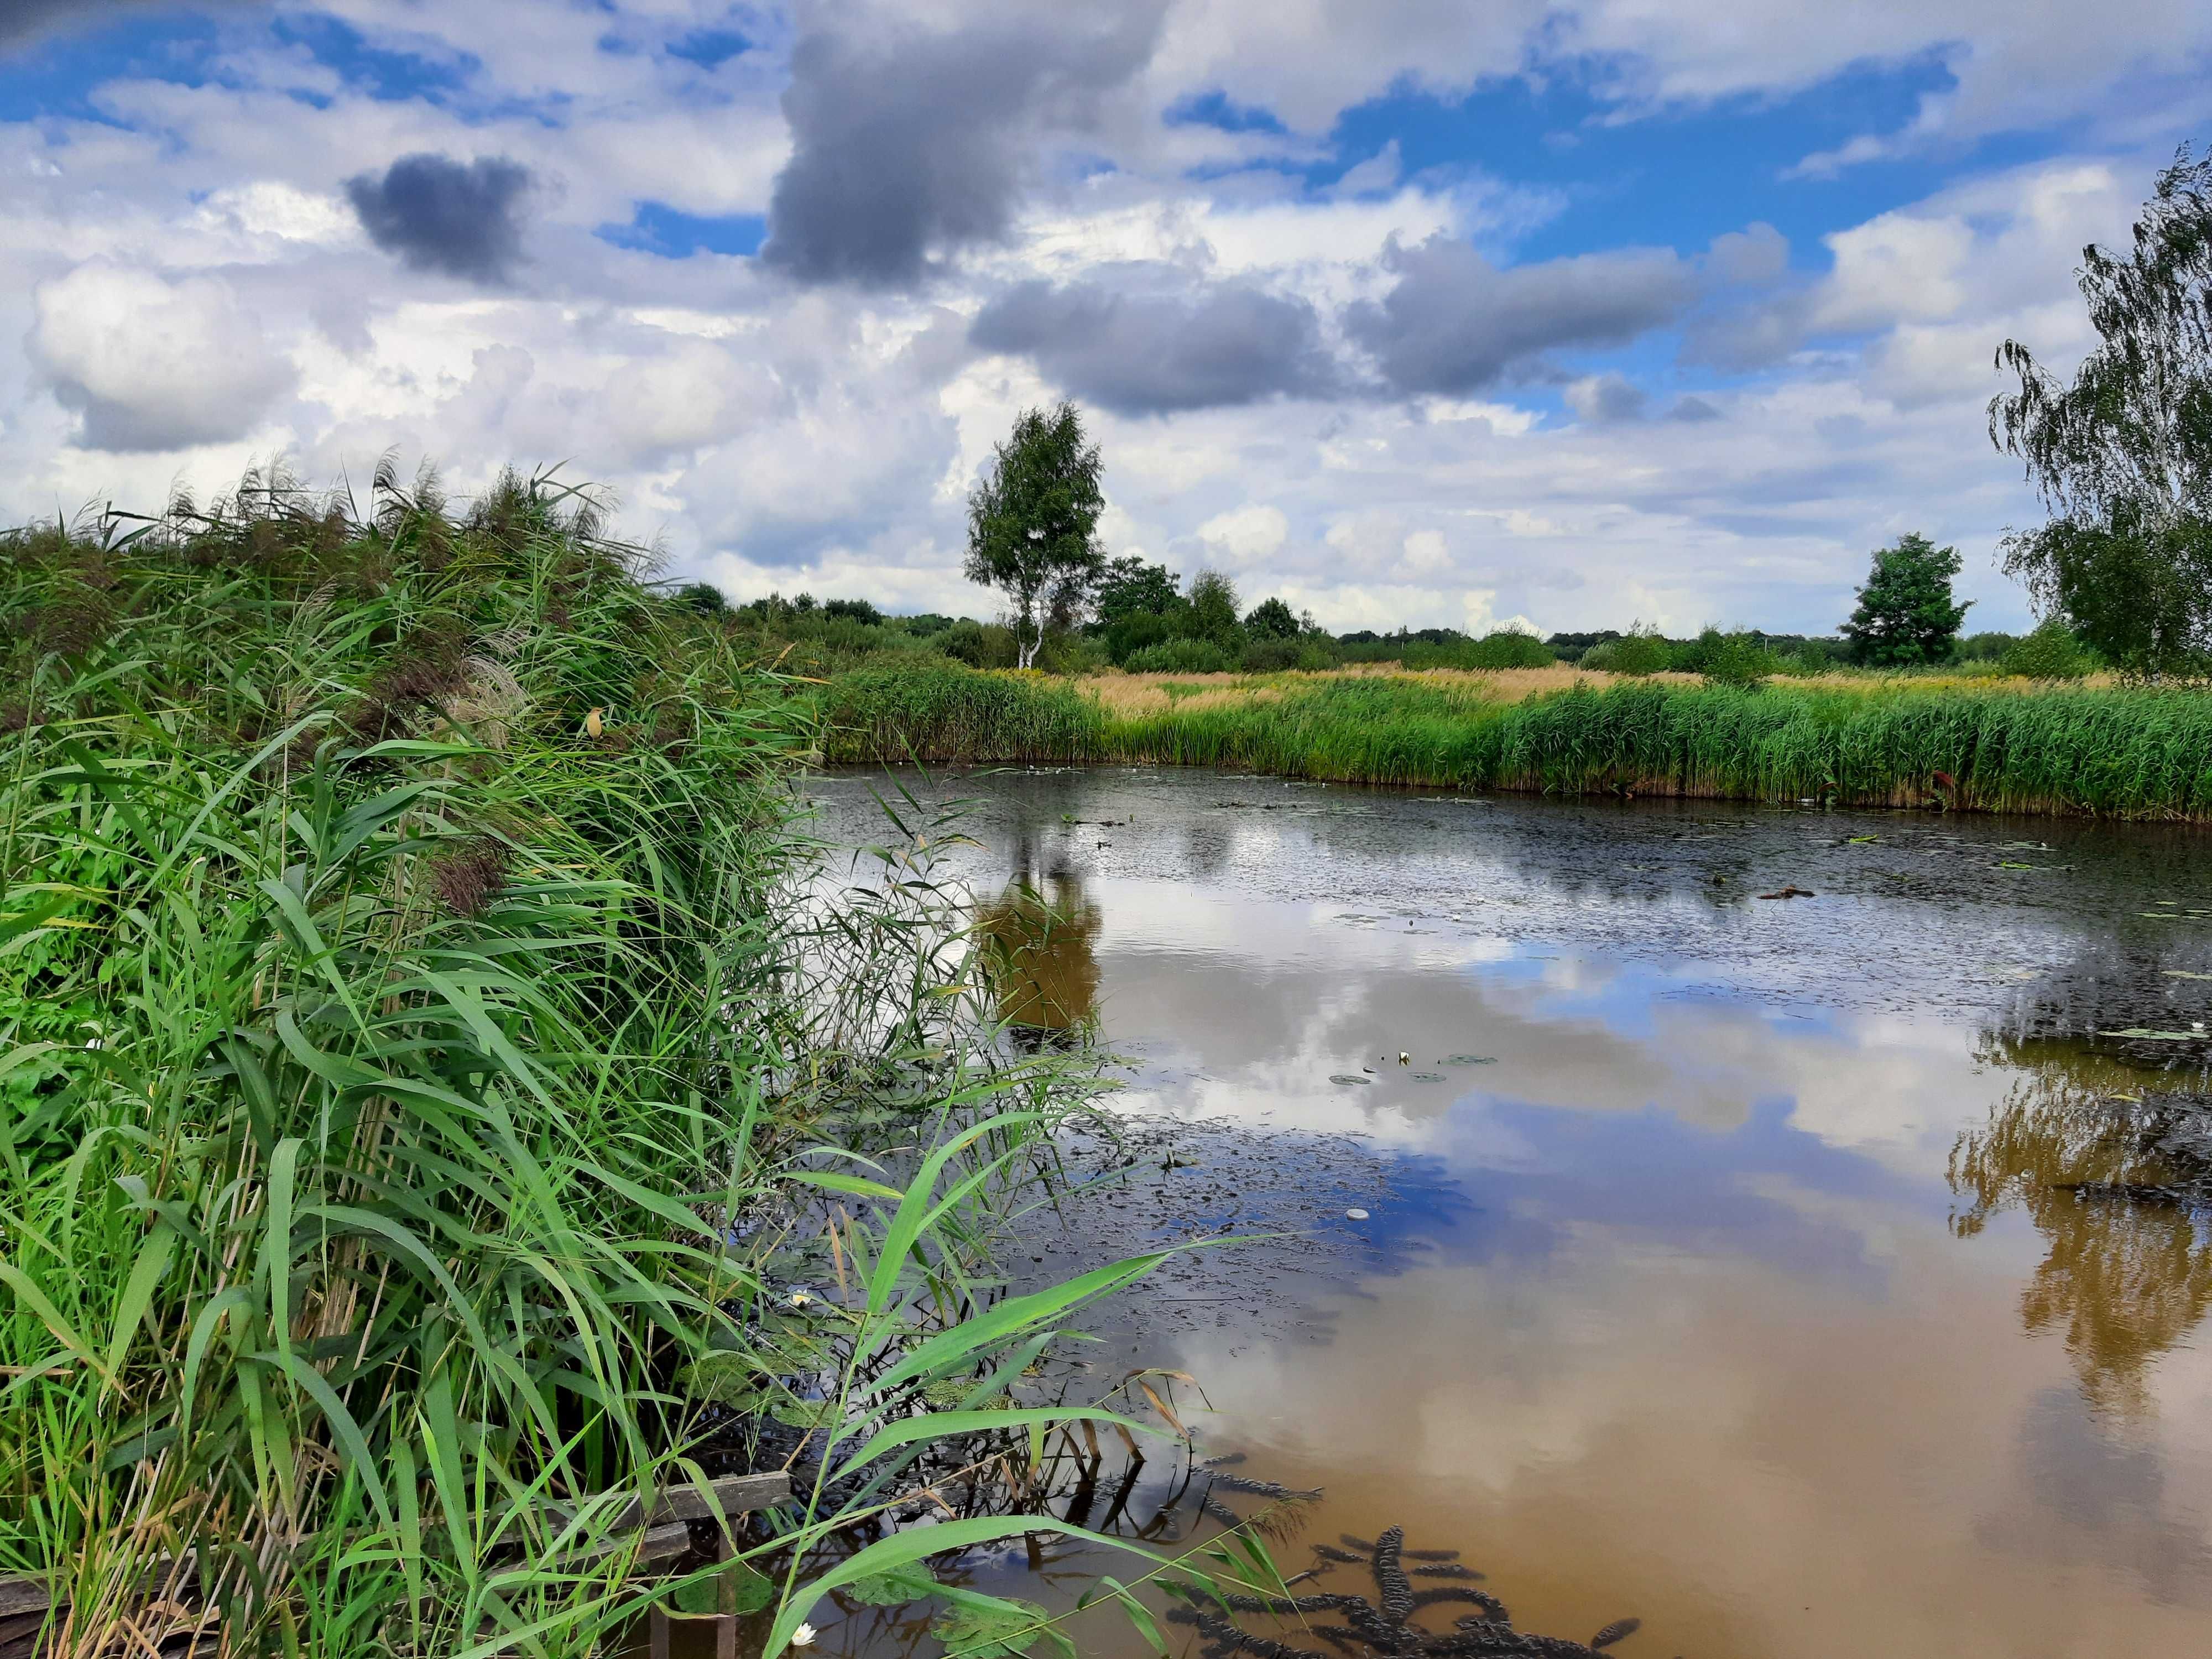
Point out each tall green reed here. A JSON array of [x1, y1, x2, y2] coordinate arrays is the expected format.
[[818, 662, 2212, 818], [0, 467, 1235, 1658]]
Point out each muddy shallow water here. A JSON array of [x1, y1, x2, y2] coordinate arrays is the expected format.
[[801, 767, 2212, 1659]]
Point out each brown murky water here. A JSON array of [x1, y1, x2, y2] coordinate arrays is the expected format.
[[805, 768, 2212, 1659]]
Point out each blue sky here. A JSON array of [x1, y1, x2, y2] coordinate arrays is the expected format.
[[1, 0, 2204, 633]]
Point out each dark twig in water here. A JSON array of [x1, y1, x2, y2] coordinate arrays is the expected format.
[[1170, 1526, 1644, 1659]]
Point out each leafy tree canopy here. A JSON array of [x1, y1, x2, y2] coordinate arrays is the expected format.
[[1992, 144, 2212, 674], [1244, 596, 1301, 640], [1841, 533, 1970, 665], [1184, 570, 1244, 652], [964, 401, 1107, 668], [1094, 555, 1182, 626], [823, 597, 883, 625], [673, 580, 726, 615]]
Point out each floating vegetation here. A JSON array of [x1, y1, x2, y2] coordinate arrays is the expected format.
[[1168, 1526, 1644, 1658], [1331, 1074, 1375, 1086], [1439, 1055, 1496, 1067], [935, 1597, 1061, 1659], [1411, 1072, 1448, 1082]]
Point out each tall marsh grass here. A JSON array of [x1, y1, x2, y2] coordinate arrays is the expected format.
[[0, 471, 1241, 1658], [821, 664, 2212, 818]]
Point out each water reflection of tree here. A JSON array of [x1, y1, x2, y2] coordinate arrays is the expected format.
[[976, 873, 1102, 1048], [1950, 1037, 2212, 1416]]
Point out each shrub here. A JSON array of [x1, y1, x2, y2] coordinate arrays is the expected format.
[[1698, 629, 1778, 689], [1239, 635, 1336, 672], [2002, 618, 2098, 680], [1184, 570, 1245, 654], [1125, 638, 1233, 674], [1956, 630, 2020, 662], [1036, 628, 1109, 674], [1104, 609, 1177, 665], [940, 618, 1020, 667], [1590, 624, 1670, 676], [1465, 628, 1556, 669]]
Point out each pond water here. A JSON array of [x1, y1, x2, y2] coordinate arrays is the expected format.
[[802, 766, 2212, 1659]]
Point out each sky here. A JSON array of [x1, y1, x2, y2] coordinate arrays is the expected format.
[[0, 0, 2204, 635]]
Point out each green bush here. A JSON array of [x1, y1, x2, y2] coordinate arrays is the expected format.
[[940, 617, 1020, 667], [2002, 618, 2098, 680], [1104, 609, 1177, 665], [1588, 624, 1670, 676], [1239, 635, 1336, 672], [1036, 628, 1109, 675], [1956, 630, 2021, 662], [1698, 629, 1778, 689], [1464, 629, 1556, 669], [1125, 637, 1233, 673]]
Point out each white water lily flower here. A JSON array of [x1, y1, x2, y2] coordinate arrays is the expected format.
[[791, 1623, 818, 1647]]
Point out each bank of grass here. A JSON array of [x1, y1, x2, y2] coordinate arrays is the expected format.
[[0, 476, 1233, 1659], [821, 663, 2212, 818]]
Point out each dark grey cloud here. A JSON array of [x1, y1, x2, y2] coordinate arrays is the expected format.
[[1, 0, 247, 49], [1563, 372, 1648, 425], [761, 3, 1164, 288], [1679, 291, 1814, 372], [1348, 236, 1697, 397], [346, 153, 535, 284], [971, 269, 1337, 414]]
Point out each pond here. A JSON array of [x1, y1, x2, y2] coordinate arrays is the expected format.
[[802, 766, 2212, 1659]]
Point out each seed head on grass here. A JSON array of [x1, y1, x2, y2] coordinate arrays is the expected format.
[[430, 838, 512, 920]]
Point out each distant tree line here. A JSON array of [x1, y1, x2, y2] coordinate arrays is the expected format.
[[682, 135, 2212, 693]]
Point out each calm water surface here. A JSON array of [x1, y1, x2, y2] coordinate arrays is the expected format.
[[805, 768, 2212, 1659]]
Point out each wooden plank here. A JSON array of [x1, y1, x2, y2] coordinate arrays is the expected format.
[[0, 1580, 49, 1621], [559, 1521, 693, 1572], [610, 1471, 791, 1533], [0, 1609, 46, 1642]]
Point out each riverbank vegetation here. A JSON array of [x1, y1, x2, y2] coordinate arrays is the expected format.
[[0, 468, 1261, 1658], [821, 661, 2212, 820]]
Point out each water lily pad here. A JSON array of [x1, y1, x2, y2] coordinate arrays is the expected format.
[[843, 1564, 940, 1608], [933, 1598, 1055, 1659], [1328, 1073, 1372, 1086], [919, 1378, 1009, 1409], [768, 1395, 842, 1428], [674, 1352, 760, 1405], [1439, 1055, 1496, 1066], [1410, 1072, 1447, 1082], [668, 1561, 774, 1616]]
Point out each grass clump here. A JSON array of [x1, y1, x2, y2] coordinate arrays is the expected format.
[[820, 661, 1104, 763], [821, 660, 2212, 818], [0, 467, 1223, 1658]]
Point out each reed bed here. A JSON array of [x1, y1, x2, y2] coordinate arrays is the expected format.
[[1, 474, 1244, 1658], [821, 664, 2212, 820]]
